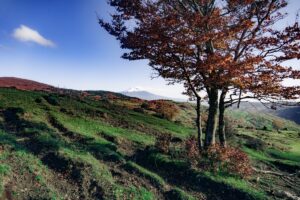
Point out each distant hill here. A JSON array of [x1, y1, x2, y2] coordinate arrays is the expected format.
[[0, 77, 55, 92], [121, 87, 186, 102], [232, 101, 300, 125], [276, 106, 300, 124]]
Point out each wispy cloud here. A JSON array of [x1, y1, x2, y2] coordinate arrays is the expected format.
[[12, 25, 56, 47]]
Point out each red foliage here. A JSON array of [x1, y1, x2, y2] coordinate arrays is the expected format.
[[0, 77, 55, 92], [129, 98, 144, 104], [80, 92, 89, 97], [185, 136, 199, 160], [93, 95, 102, 101], [200, 144, 253, 178], [185, 136, 200, 166], [143, 100, 180, 121], [106, 93, 118, 100]]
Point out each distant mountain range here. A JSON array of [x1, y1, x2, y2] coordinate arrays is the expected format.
[[121, 87, 186, 101]]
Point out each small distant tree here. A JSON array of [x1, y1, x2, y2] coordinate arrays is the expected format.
[[272, 119, 284, 132], [100, 0, 300, 150]]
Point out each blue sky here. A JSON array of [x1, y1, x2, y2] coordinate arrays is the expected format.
[[0, 0, 299, 98]]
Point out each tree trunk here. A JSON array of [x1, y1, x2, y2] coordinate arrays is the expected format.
[[196, 97, 203, 151], [205, 88, 219, 148], [218, 90, 227, 147]]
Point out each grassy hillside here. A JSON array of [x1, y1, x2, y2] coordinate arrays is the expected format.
[[0, 88, 299, 200]]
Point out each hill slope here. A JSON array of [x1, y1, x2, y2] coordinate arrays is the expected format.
[[235, 101, 300, 125], [0, 77, 55, 92], [0, 84, 299, 199]]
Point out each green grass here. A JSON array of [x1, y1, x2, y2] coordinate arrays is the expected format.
[[148, 151, 267, 200], [0, 148, 63, 199], [243, 147, 272, 162], [290, 142, 300, 154], [53, 113, 155, 145], [0, 88, 299, 199], [0, 164, 11, 193], [243, 147, 300, 171], [203, 172, 267, 200], [60, 148, 114, 182], [168, 188, 196, 200], [267, 148, 300, 163], [114, 186, 155, 200], [230, 109, 300, 131], [126, 111, 195, 138], [124, 161, 166, 188]]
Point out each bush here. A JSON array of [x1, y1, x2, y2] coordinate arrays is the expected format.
[[93, 95, 102, 101], [141, 102, 149, 109], [185, 136, 199, 163], [106, 93, 118, 100], [145, 100, 180, 121], [43, 95, 59, 106], [129, 98, 144, 104], [133, 107, 145, 113], [225, 117, 239, 139], [35, 98, 42, 104], [199, 144, 252, 178], [155, 134, 172, 153], [245, 138, 266, 151], [272, 119, 284, 132]]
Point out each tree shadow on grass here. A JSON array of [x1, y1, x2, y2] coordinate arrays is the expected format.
[[0, 107, 124, 164], [0, 107, 68, 155], [132, 148, 259, 200]]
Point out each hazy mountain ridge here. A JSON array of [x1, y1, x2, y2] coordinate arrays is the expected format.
[[121, 87, 186, 101]]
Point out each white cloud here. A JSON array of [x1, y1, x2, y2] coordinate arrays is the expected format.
[[12, 25, 55, 47]]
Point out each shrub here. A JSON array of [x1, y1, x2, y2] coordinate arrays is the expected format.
[[106, 93, 118, 100], [129, 98, 144, 104], [245, 138, 266, 151], [155, 133, 172, 153], [141, 102, 149, 109], [133, 107, 145, 113], [199, 144, 252, 178], [272, 119, 284, 132], [144, 100, 180, 121], [35, 98, 42, 104], [43, 95, 59, 106], [93, 95, 102, 101], [79, 92, 90, 101], [225, 117, 239, 139], [185, 136, 199, 163]]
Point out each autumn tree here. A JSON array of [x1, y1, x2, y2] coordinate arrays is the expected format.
[[99, 0, 300, 149]]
